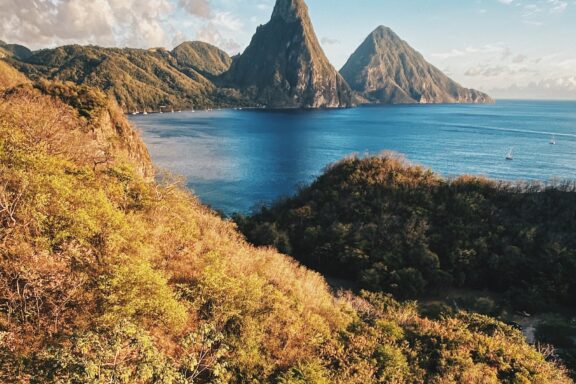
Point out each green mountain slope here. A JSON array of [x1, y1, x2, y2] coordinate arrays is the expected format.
[[237, 154, 576, 310], [0, 41, 33, 60], [340, 26, 493, 104], [0, 63, 569, 383], [172, 41, 232, 78], [12, 45, 221, 112]]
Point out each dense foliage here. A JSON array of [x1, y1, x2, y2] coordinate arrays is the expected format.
[[0, 41, 32, 61], [236, 154, 576, 312], [7, 44, 249, 113], [172, 41, 233, 79], [0, 67, 570, 382]]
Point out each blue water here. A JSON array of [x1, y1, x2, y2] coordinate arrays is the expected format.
[[130, 100, 576, 214]]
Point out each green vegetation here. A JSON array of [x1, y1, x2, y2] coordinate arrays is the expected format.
[[7, 43, 249, 113], [0, 41, 32, 60], [236, 154, 576, 313], [0, 66, 570, 382], [172, 41, 233, 78], [537, 316, 576, 375]]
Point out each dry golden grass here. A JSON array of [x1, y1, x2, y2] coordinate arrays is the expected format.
[[0, 60, 29, 90]]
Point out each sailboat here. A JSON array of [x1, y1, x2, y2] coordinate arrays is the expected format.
[[550, 135, 556, 145], [506, 148, 514, 161]]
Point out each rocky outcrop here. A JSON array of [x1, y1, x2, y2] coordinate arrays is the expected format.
[[224, 0, 353, 108], [340, 26, 493, 104]]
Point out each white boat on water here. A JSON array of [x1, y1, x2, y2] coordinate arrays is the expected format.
[[143, 111, 148, 115], [506, 148, 514, 161], [550, 135, 556, 145]]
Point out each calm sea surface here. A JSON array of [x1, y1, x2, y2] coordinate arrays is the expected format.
[[130, 100, 576, 214]]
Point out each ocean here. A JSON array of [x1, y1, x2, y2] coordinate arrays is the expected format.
[[130, 100, 576, 214]]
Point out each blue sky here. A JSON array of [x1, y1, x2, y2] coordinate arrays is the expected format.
[[1, 0, 575, 98]]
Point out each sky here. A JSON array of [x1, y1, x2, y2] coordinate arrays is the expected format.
[[0, 0, 575, 99]]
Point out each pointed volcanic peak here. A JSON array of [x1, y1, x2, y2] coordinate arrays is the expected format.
[[225, 0, 353, 108], [340, 26, 493, 104]]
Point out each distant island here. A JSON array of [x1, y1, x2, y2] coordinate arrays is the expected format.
[[1, 0, 492, 112]]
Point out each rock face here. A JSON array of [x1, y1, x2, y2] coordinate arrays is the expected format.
[[340, 26, 493, 104], [224, 0, 353, 108]]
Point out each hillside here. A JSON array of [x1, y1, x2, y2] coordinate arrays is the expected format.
[[340, 26, 493, 104], [0, 40, 33, 60], [0, 60, 30, 88], [236, 154, 576, 311], [0, 64, 570, 383], [9, 44, 242, 112], [224, 0, 353, 108], [172, 41, 232, 78]]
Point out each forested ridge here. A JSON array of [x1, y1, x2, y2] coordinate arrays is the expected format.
[[236, 154, 576, 311], [0, 59, 571, 383]]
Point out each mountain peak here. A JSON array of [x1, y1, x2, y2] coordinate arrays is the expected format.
[[373, 25, 393, 34], [271, 0, 308, 22], [365, 26, 405, 51], [340, 27, 493, 104], [225, 0, 352, 108], [371, 26, 400, 40]]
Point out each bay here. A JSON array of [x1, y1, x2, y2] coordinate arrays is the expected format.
[[130, 100, 576, 214]]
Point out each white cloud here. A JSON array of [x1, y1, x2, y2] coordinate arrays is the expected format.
[[0, 0, 176, 48], [431, 44, 506, 59], [178, 0, 212, 18], [495, 0, 570, 25], [512, 54, 528, 63], [490, 76, 576, 99], [428, 39, 576, 99], [0, 0, 247, 52], [257, 3, 271, 11], [548, 0, 568, 13], [321, 37, 340, 46], [196, 23, 241, 53], [212, 12, 244, 32]]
